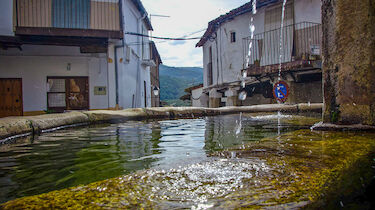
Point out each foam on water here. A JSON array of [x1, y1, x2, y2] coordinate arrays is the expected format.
[[146, 158, 271, 205]]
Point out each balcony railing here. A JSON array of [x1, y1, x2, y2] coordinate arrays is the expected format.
[[15, 0, 121, 32], [243, 22, 321, 69]]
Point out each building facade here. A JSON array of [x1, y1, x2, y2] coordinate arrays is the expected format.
[[196, 0, 322, 107], [0, 0, 158, 117], [149, 41, 162, 107]]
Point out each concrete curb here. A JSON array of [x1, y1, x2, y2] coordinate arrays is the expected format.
[[0, 103, 323, 142]]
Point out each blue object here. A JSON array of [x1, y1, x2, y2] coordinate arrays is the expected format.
[[273, 81, 289, 102]]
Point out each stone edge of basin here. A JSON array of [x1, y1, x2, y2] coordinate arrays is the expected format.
[[311, 122, 375, 131], [0, 103, 323, 142]]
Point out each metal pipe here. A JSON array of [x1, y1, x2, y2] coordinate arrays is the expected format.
[[114, 45, 122, 106]]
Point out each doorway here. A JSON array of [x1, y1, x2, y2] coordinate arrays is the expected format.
[[47, 77, 89, 112], [0, 78, 23, 117]]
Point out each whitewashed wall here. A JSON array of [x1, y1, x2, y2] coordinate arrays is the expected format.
[[0, 0, 14, 36], [107, 43, 117, 108], [294, 0, 321, 24], [202, 7, 266, 87], [192, 87, 203, 107], [119, 0, 151, 108], [0, 45, 110, 112], [202, 0, 321, 89]]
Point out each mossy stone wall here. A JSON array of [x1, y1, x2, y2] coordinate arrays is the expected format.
[[322, 0, 375, 125]]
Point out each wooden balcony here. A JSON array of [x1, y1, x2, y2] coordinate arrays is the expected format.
[[14, 0, 122, 39], [243, 22, 322, 77]]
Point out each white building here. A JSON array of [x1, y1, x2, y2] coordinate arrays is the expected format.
[[0, 0, 157, 117], [196, 0, 322, 107]]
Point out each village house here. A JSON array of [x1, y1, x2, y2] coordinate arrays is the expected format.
[[149, 41, 162, 107], [180, 84, 204, 107], [0, 0, 160, 117], [196, 0, 322, 107]]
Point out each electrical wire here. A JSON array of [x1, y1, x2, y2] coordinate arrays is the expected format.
[[125, 32, 201, 40], [124, 28, 207, 45]]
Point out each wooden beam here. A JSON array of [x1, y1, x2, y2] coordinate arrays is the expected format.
[[0, 35, 108, 48], [80, 45, 107, 53], [16, 27, 123, 39]]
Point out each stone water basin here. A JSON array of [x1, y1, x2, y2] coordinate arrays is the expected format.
[[1, 113, 374, 209]]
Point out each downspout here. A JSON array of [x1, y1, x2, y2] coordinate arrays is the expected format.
[[114, 0, 125, 108], [219, 27, 224, 84], [135, 13, 147, 108], [215, 34, 220, 85], [114, 45, 122, 106]]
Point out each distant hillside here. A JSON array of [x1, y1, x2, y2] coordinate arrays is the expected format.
[[159, 65, 203, 106]]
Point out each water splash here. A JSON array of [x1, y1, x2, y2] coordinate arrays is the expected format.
[[278, 0, 288, 82], [242, 70, 248, 78], [277, 111, 282, 136], [239, 0, 257, 101], [245, 0, 257, 68], [147, 158, 270, 205], [276, 0, 288, 137], [235, 112, 243, 135], [241, 81, 246, 88], [238, 91, 247, 101], [250, 113, 292, 120]]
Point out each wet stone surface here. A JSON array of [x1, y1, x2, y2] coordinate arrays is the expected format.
[[1, 113, 375, 209]]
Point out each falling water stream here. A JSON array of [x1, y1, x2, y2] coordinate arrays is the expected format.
[[237, 0, 258, 135], [239, 0, 288, 136], [276, 0, 288, 135]]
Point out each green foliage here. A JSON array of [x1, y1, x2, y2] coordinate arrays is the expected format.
[[159, 65, 203, 103]]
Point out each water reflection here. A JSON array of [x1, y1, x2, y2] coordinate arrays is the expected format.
[[0, 114, 318, 203], [0, 122, 162, 203], [204, 113, 304, 153]]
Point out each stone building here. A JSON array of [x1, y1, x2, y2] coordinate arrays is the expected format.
[[196, 0, 322, 108]]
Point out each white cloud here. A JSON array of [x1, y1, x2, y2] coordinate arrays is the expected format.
[[141, 0, 250, 67]]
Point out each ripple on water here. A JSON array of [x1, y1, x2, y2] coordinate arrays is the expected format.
[[145, 158, 272, 206]]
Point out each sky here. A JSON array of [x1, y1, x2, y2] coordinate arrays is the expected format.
[[141, 0, 250, 67]]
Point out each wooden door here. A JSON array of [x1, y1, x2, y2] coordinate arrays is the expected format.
[[66, 77, 89, 110], [0, 79, 23, 117]]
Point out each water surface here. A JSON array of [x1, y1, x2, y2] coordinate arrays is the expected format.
[[0, 113, 318, 203]]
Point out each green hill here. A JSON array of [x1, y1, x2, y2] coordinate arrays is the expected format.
[[159, 65, 203, 106]]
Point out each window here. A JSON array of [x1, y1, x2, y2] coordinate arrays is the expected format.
[[47, 77, 89, 112], [265, 3, 294, 31], [230, 32, 236, 43], [208, 47, 213, 85]]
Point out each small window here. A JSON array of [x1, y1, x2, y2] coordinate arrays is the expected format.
[[230, 32, 236, 43]]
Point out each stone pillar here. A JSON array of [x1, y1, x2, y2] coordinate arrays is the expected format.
[[200, 93, 209, 108], [322, 0, 375, 125], [209, 88, 222, 108], [225, 88, 239, 107]]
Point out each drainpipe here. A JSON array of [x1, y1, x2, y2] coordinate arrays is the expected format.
[[114, 45, 122, 106], [115, 0, 126, 108], [135, 14, 148, 108]]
